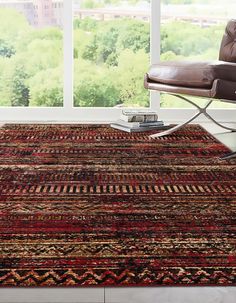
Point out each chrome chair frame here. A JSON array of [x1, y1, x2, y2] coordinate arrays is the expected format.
[[150, 93, 236, 160]]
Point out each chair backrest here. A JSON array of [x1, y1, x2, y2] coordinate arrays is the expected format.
[[219, 19, 236, 62]]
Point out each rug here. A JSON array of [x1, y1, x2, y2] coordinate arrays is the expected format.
[[0, 124, 235, 287]]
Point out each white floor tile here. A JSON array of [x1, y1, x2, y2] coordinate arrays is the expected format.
[[0, 288, 104, 303], [105, 287, 236, 303], [201, 122, 236, 151]]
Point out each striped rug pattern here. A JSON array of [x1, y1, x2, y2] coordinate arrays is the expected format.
[[0, 124, 235, 286]]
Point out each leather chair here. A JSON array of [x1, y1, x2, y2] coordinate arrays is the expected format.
[[144, 19, 236, 159]]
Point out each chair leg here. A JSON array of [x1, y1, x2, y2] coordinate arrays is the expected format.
[[150, 93, 236, 139], [150, 111, 201, 138], [220, 152, 236, 160]]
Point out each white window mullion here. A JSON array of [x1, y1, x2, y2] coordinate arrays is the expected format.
[[63, 0, 73, 110], [151, 0, 160, 67], [150, 0, 160, 112]]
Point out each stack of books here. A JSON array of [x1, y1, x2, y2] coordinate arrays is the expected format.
[[110, 110, 168, 133]]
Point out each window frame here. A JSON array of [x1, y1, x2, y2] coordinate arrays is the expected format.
[[0, 0, 234, 124]]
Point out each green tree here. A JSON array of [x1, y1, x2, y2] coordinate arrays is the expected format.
[[80, 31, 98, 62], [74, 59, 120, 107], [0, 39, 15, 58], [0, 8, 30, 43], [81, 0, 102, 9], [23, 39, 62, 76], [0, 9, 63, 107], [79, 17, 98, 31], [83, 21, 120, 65], [115, 49, 149, 107], [0, 57, 11, 106], [28, 66, 63, 107], [116, 19, 150, 54], [81, 19, 150, 66], [7, 64, 30, 107], [161, 21, 223, 59], [161, 50, 180, 61]]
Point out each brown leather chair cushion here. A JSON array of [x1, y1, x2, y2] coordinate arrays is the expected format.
[[145, 73, 236, 101], [147, 61, 236, 88], [219, 19, 236, 63]]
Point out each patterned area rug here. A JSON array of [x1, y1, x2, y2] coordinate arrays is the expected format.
[[0, 124, 235, 287]]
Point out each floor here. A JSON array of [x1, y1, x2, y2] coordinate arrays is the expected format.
[[0, 122, 236, 303]]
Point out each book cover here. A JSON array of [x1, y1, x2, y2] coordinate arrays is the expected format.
[[110, 123, 170, 133], [122, 110, 158, 116], [120, 114, 158, 123], [120, 110, 158, 123], [114, 119, 164, 128]]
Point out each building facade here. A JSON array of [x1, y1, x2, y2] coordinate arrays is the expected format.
[[0, 0, 63, 28]]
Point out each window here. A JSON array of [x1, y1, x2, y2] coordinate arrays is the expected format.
[[160, 0, 236, 110], [0, 0, 234, 123], [73, 0, 151, 108], [0, 0, 63, 107]]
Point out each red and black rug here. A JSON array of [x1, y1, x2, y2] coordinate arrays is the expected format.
[[0, 124, 235, 287]]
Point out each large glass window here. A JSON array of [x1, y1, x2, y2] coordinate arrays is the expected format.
[[73, 0, 150, 108], [0, 1, 234, 122], [0, 0, 63, 107], [160, 0, 236, 109]]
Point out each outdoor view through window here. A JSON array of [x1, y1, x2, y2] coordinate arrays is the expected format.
[[73, 0, 150, 108], [0, 0, 63, 107], [0, 0, 235, 108], [160, 0, 236, 108]]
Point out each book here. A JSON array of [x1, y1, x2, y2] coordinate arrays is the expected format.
[[114, 119, 164, 128], [121, 110, 158, 116], [110, 123, 170, 133], [120, 110, 158, 123]]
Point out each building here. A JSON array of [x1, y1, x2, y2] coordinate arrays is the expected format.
[[0, 0, 63, 28], [52, 0, 63, 28], [33, 0, 54, 28], [0, 0, 35, 25]]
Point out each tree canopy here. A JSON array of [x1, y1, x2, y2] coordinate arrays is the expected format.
[[0, 1, 225, 108]]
